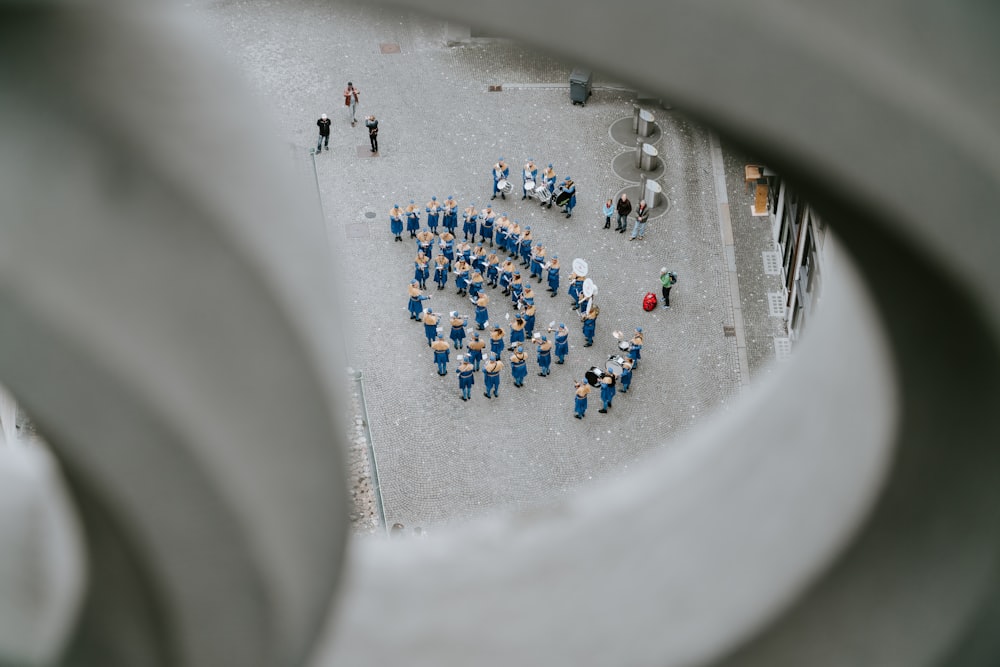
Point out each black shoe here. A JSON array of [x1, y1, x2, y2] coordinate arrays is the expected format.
[[484, 393, 490, 398], [599, 408, 607, 413], [584, 342, 592, 347], [566, 213, 571, 218], [491, 195, 496, 200], [556, 360, 564, 364], [619, 229, 625, 234], [501, 193, 505, 200], [551, 293, 557, 298], [574, 414, 582, 419], [604, 224, 610, 229]]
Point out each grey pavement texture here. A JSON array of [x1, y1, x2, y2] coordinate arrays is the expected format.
[[194, 1, 781, 529]]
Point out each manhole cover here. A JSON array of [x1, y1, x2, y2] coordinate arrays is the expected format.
[[723, 325, 736, 337], [379, 43, 400, 54], [364, 211, 377, 219], [488, 85, 503, 92]]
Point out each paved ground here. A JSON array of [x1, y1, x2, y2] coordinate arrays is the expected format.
[[195, 1, 781, 529]]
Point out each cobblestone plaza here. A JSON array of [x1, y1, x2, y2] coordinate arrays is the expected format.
[[198, 1, 787, 529]]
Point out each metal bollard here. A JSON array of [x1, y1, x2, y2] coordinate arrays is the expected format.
[[643, 179, 663, 208], [635, 137, 644, 168], [639, 143, 659, 171], [637, 109, 655, 137], [632, 103, 641, 133]]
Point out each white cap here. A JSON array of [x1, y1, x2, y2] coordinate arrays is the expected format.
[[661, 267, 667, 274], [321, 113, 327, 119]]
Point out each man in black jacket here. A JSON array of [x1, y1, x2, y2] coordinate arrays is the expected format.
[[365, 115, 379, 153], [615, 193, 632, 233], [316, 113, 331, 153]]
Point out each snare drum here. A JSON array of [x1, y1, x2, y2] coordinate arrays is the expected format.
[[536, 188, 551, 203], [498, 179, 513, 194], [607, 355, 626, 375], [524, 179, 535, 194], [618, 340, 632, 352], [584, 367, 605, 387]]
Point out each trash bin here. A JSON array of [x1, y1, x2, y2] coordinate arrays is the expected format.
[[569, 68, 593, 106]]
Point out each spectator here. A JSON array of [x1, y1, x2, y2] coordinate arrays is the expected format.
[[615, 193, 632, 233]]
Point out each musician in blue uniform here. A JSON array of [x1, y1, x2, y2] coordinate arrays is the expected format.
[[489, 326, 505, 359], [425, 196, 440, 235], [433, 254, 450, 290], [485, 251, 500, 288], [414, 252, 429, 290], [416, 229, 434, 259], [431, 336, 450, 376], [507, 222, 521, 258], [439, 230, 455, 262], [510, 346, 528, 388], [389, 204, 404, 242], [474, 293, 489, 330], [529, 243, 545, 280], [467, 332, 486, 371], [495, 217, 509, 253], [523, 300, 537, 339], [534, 335, 553, 376], [629, 328, 644, 369], [598, 370, 616, 413], [454, 258, 470, 296], [554, 323, 570, 364], [407, 280, 430, 320], [422, 309, 439, 346], [479, 206, 495, 246], [462, 203, 478, 241], [472, 243, 487, 274], [521, 159, 538, 200], [509, 314, 526, 347], [546, 254, 560, 296], [449, 311, 467, 349], [574, 380, 590, 419], [456, 355, 475, 401], [443, 196, 459, 234], [405, 200, 421, 238], [483, 353, 502, 398], [540, 163, 557, 208], [581, 301, 598, 347], [567, 273, 584, 310], [509, 272, 524, 306], [519, 227, 533, 267], [560, 177, 577, 218], [619, 358, 634, 393], [490, 158, 509, 201]]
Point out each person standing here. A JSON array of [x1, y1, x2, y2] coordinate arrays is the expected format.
[[534, 336, 553, 377], [490, 158, 509, 201], [616, 193, 632, 233], [509, 314, 526, 347], [510, 346, 528, 388], [467, 332, 486, 371], [483, 353, 503, 398], [602, 197, 615, 229], [529, 244, 546, 280], [561, 177, 577, 218], [462, 203, 478, 241], [489, 326, 506, 359], [422, 309, 439, 346], [540, 164, 557, 208], [439, 230, 455, 262], [456, 356, 475, 401], [316, 113, 331, 153], [433, 254, 450, 290], [546, 255, 560, 296], [364, 114, 378, 152], [629, 327, 644, 368], [407, 280, 430, 321], [660, 268, 676, 309], [344, 82, 360, 125], [581, 303, 598, 347], [474, 293, 490, 330], [573, 380, 590, 419], [425, 197, 441, 235], [521, 159, 538, 200], [442, 196, 458, 234], [523, 300, 537, 339], [598, 370, 616, 413], [453, 258, 471, 297], [485, 251, 500, 288], [567, 272, 584, 310], [431, 336, 450, 376], [389, 203, 404, 242], [449, 311, 467, 349], [405, 200, 421, 239], [554, 323, 570, 364], [413, 251, 429, 290], [479, 206, 495, 246], [619, 358, 634, 393], [629, 199, 649, 240]]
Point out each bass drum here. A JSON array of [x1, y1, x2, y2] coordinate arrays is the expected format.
[[584, 366, 605, 387], [555, 190, 571, 206], [607, 355, 626, 375], [536, 187, 552, 204]]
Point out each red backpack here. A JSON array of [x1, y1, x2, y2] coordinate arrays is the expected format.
[[642, 292, 657, 311]]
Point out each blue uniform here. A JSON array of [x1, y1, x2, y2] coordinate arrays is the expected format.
[[480, 216, 494, 245], [426, 207, 440, 233], [568, 279, 583, 309], [490, 334, 505, 358], [443, 206, 458, 233], [574, 391, 588, 418], [496, 226, 508, 252], [509, 325, 526, 345], [433, 347, 450, 375], [547, 266, 560, 293], [620, 364, 633, 392], [524, 311, 536, 338], [562, 183, 577, 216], [457, 364, 475, 400], [441, 238, 454, 262], [408, 294, 428, 320], [467, 344, 484, 371], [455, 268, 470, 294], [519, 238, 532, 266], [483, 361, 501, 397], [414, 260, 429, 289], [536, 346, 552, 376], [486, 262, 500, 287], [469, 278, 483, 299], [450, 320, 466, 348], [582, 315, 596, 346], [390, 214, 403, 237], [510, 282, 523, 306], [434, 260, 450, 289], [417, 237, 433, 259], [629, 342, 642, 368], [406, 209, 420, 234], [530, 254, 543, 279], [510, 354, 527, 387], [554, 331, 569, 363], [475, 304, 489, 329], [499, 267, 513, 293], [600, 377, 616, 411], [423, 318, 437, 346], [521, 165, 538, 198], [463, 210, 478, 240]]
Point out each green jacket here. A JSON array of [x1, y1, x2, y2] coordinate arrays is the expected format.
[[660, 272, 674, 288]]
